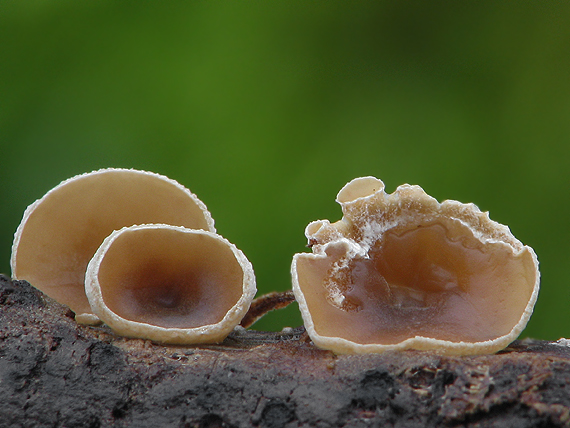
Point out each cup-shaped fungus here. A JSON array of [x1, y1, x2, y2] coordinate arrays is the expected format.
[[11, 168, 215, 324], [292, 177, 540, 355], [85, 224, 256, 344]]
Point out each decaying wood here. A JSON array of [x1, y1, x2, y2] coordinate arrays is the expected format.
[[1, 274, 569, 428]]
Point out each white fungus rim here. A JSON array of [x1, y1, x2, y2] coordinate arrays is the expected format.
[[85, 224, 257, 344]]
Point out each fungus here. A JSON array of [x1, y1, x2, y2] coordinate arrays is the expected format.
[[11, 168, 215, 324], [291, 177, 540, 355], [85, 224, 256, 344]]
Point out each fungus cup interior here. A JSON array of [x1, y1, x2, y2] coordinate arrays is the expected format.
[[293, 177, 540, 354], [12, 169, 214, 317], [94, 227, 244, 329], [296, 217, 537, 346]]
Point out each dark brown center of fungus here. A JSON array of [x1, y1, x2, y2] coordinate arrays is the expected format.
[[97, 228, 244, 329]]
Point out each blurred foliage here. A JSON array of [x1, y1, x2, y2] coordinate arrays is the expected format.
[[1, 1, 569, 336]]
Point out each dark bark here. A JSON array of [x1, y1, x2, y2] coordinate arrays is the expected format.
[[1, 274, 569, 428]]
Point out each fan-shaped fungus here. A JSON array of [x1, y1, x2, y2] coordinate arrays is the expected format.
[[85, 224, 256, 344], [292, 177, 540, 355], [11, 168, 215, 324]]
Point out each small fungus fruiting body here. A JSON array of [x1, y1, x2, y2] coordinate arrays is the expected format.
[[85, 224, 256, 344], [11, 168, 215, 324], [291, 177, 540, 355]]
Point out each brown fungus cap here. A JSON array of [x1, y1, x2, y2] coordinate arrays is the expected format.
[[11, 168, 215, 324], [85, 224, 256, 344], [291, 177, 540, 355]]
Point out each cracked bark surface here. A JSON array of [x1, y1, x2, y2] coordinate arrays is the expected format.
[[1, 274, 569, 428]]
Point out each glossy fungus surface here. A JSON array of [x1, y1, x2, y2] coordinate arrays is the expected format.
[[292, 177, 540, 355], [86, 224, 256, 344]]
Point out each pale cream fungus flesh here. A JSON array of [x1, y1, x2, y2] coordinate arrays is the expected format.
[[12, 168, 257, 344], [292, 177, 540, 355]]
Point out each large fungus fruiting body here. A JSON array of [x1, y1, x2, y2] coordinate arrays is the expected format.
[[11, 168, 216, 324], [85, 224, 256, 344], [291, 177, 540, 355]]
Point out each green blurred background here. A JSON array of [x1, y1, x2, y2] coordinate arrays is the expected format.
[[1, 1, 569, 337]]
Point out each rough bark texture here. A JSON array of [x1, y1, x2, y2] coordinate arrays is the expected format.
[[1, 274, 569, 428]]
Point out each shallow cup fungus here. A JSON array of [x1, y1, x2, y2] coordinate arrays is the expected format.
[[11, 168, 215, 324], [291, 177, 540, 355], [85, 224, 256, 344]]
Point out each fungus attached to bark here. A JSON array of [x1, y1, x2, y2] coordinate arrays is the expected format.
[[85, 224, 256, 344], [11, 168, 215, 324], [291, 177, 540, 355]]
